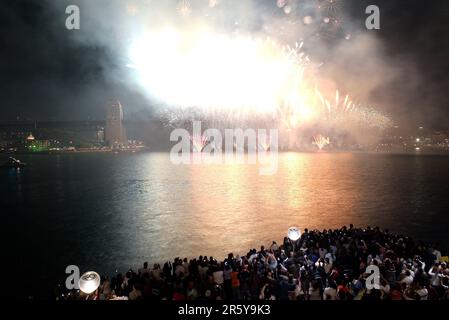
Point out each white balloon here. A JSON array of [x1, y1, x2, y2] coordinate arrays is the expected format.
[[288, 227, 301, 241], [78, 271, 101, 294]]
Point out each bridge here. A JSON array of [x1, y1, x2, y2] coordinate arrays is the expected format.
[[0, 120, 155, 130]]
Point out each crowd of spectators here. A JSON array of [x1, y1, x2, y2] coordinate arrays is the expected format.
[[61, 225, 449, 301]]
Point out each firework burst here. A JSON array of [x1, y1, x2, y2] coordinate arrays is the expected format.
[[127, 1, 393, 151], [313, 134, 331, 150], [190, 134, 209, 152], [177, 0, 191, 16], [317, 0, 343, 14]]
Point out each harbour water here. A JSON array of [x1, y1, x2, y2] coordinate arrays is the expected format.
[[2, 152, 449, 298]]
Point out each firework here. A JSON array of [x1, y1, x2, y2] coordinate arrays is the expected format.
[[129, 27, 310, 116], [190, 134, 209, 152], [126, 3, 138, 16], [314, 0, 347, 40], [208, 0, 219, 8], [126, 1, 393, 151], [303, 16, 314, 25], [315, 88, 354, 118], [313, 134, 330, 150], [355, 106, 394, 130], [257, 134, 272, 152], [284, 5, 293, 15], [277, 0, 288, 9], [317, 0, 343, 14], [177, 0, 191, 16]]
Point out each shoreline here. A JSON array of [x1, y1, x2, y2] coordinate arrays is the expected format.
[[2, 149, 449, 156], [0, 148, 150, 156]]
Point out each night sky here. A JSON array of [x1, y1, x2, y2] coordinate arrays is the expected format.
[[1, 0, 448, 129]]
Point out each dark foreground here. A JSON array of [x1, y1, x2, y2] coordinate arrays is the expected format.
[[56, 226, 448, 301]]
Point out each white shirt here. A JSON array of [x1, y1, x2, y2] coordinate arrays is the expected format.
[[248, 253, 258, 264], [380, 284, 390, 299], [401, 269, 415, 278], [416, 288, 428, 300], [175, 264, 185, 277], [323, 287, 337, 300], [325, 253, 334, 264], [213, 270, 224, 285], [428, 269, 442, 286], [182, 262, 190, 276], [433, 250, 442, 263], [198, 265, 209, 278], [400, 275, 414, 287]]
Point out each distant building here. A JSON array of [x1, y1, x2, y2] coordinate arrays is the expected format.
[[26, 133, 35, 142], [28, 140, 51, 151], [25, 134, 51, 152], [105, 100, 127, 147], [432, 131, 448, 144], [96, 127, 105, 143]]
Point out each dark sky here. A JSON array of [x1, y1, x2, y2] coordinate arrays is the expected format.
[[0, 0, 448, 129]]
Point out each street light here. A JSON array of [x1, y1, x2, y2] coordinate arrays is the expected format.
[[78, 271, 101, 295]]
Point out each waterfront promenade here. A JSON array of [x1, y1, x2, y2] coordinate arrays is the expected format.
[[57, 226, 449, 301]]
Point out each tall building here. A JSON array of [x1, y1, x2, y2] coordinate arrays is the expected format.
[[105, 100, 127, 147]]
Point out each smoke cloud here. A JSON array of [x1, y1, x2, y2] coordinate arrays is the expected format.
[[2, 0, 448, 131]]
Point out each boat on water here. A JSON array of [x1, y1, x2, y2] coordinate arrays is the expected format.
[[0, 157, 27, 169]]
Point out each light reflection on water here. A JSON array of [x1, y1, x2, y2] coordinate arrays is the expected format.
[[2, 152, 449, 296]]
